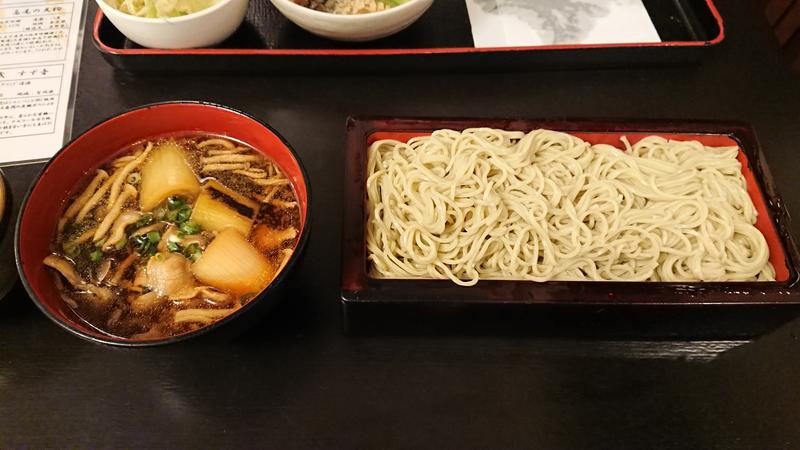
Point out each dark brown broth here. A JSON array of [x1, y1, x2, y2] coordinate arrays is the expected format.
[[50, 135, 300, 339]]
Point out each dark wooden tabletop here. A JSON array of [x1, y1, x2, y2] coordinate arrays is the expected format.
[[2, 1, 800, 448]]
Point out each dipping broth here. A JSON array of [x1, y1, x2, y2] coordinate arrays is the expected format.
[[44, 135, 300, 339]]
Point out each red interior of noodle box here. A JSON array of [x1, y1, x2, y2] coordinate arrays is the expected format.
[[342, 118, 800, 307]]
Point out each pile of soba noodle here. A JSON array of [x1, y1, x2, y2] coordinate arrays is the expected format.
[[366, 128, 774, 286]]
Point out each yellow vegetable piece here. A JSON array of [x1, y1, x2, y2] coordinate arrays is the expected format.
[[252, 224, 297, 253], [190, 180, 259, 236], [192, 229, 274, 295], [139, 140, 201, 211]]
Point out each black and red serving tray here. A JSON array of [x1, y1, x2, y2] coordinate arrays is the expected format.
[[94, 0, 725, 73], [340, 117, 800, 331]]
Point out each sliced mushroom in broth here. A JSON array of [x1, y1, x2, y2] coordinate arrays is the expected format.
[[46, 135, 300, 339]]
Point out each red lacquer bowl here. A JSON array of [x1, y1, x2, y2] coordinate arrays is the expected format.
[[15, 102, 311, 346]]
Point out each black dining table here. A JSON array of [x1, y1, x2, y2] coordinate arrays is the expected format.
[[3, 1, 800, 448]]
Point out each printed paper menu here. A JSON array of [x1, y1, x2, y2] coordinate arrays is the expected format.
[[0, 0, 85, 164]]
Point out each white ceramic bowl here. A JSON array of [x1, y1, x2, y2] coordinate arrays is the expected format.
[[269, 0, 434, 42], [96, 0, 249, 49]]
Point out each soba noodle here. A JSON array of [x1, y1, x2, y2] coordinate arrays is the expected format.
[[365, 128, 774, 286]]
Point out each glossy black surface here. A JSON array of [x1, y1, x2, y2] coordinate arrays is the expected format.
[[2, 1, 800, 448], [94, 0, 722, 73], [0, 169, 16, 300]]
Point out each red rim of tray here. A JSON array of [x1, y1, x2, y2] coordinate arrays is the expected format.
[[92, 0, 724, 56]]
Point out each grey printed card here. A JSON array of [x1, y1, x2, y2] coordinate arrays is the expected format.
[[465, 0, 661, 47]]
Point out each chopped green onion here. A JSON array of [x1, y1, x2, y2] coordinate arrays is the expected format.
[[147, 231, 161, 244], [127, 172, 141, 185], [133, 213, 154, 229], [89, 249, 103, 262], [175, 207, 192, 223], [63, 243, 80, 259], [115, 238, 128, 250], [167, 241, 180, 252], [179, 220, 201, 236], [167, 196, 186, 211], [132, 234, 155, 256], [184, 243, 202, 262]]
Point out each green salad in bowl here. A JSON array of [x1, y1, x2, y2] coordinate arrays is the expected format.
[[106, 0, 216, 18], [96, 0, 249, 48]]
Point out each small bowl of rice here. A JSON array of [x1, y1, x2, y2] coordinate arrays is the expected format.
[[269, 0, 434, 41]]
